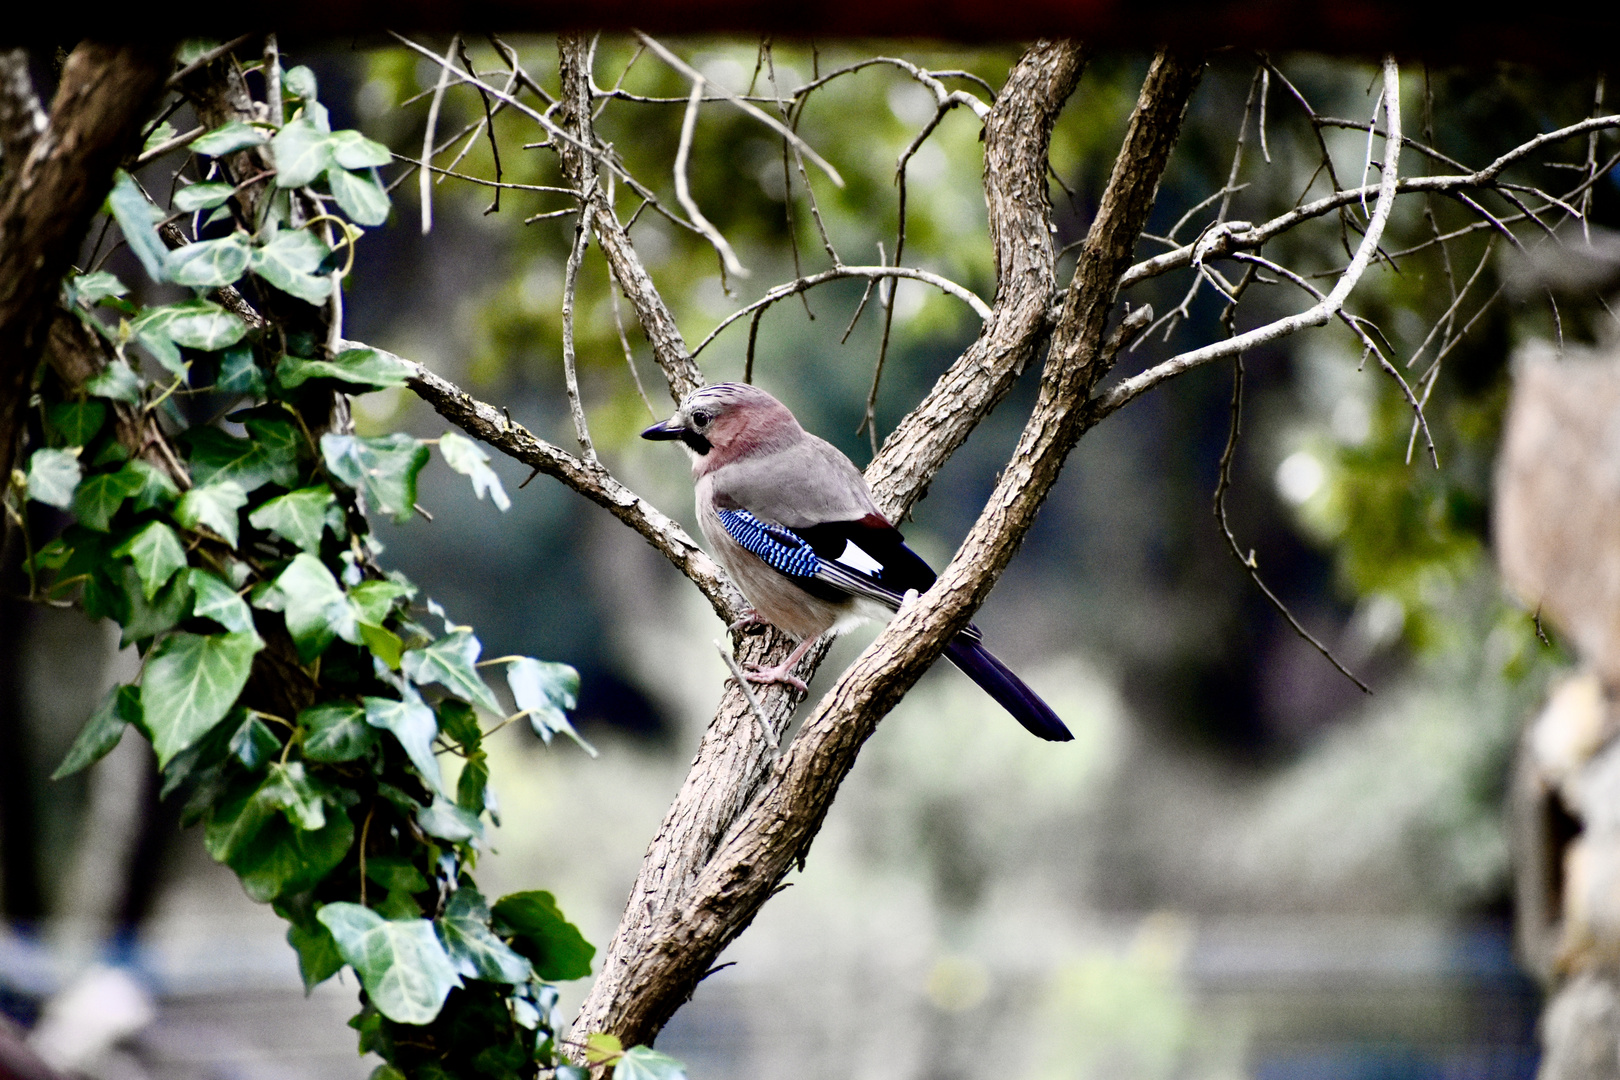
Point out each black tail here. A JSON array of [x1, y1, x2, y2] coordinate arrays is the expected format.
[[943, 636, 1073, 742]]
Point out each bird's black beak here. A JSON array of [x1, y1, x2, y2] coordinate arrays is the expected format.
[[641, 417, 685, 441]]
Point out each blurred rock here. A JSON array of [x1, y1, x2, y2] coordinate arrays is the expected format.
[[1498, 342, 1620, 685], [1541, 971, 1620, 1080]]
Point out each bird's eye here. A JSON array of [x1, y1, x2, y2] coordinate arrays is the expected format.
[[690, 409, 712, 428]]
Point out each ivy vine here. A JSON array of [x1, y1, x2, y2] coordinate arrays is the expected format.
[[7, 47, 681, 1080]]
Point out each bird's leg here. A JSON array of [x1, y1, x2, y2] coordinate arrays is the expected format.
[[741, 634, 819, 694]]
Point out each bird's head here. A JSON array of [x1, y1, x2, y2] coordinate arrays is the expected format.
[[641, 383, 802, 471]]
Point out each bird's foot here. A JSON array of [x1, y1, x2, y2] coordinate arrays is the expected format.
[[741, 660, 809, 694], [727, 610, 768, 635]]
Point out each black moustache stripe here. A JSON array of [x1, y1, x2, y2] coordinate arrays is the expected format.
[[680, 430, 712, 454]]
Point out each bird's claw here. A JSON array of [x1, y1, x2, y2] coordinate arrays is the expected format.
[[741, 661, 809, 694], [727, 610, 767, 635]]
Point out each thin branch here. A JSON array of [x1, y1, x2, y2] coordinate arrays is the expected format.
[[674, 77, 748, 281], [165, 34, 255, 89], [692, 264, 991, 358], [1215, 351, 1370, 692], [561, 182, 597, 464], [635, 31, 845, 188], [395, 349, 741, 620], [419, 34, 460, 235], [1102, 55, 1403, 419], [714, 640, 779, 761]]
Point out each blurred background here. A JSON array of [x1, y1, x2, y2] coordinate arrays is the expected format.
[[3, 35, 1609, 1080]]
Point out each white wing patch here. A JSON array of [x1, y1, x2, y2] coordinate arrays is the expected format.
[[835, 539, 884, 576]]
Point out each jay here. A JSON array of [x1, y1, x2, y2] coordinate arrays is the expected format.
[[642, 382, 1072, 742]]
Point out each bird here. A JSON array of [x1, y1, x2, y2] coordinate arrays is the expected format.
[[642, 381, 1073, 742]]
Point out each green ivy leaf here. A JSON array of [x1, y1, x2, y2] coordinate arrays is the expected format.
[[360, 623, 405, 670], [287, 918, 345, 992], [233, 809, 353, 902], [272, 117, 334, 188], [124, 459, 181, 511], [173, 182, 235, 213], [167, 232, 253, 288], [46, 401, 107, 446], [363, 695, 444, 795], [320, 433, 429, 523], [416, 796, 481, 842], [455, 753, 489, 816], [69, 270, 129, 306], [616, 1047, 689, 1080], [330, 129, 392, 169], [162, 299, 249, 350], [185, 418, 300, 492], [111, 521, 187, 600], [272, 553, 357, 661], [491, 891, 595, 982], [348, 579, 412, 625], [216, 344, 265, 396], [284, 65, 319, 102], [300, 702, 377, 762], [107, 169, 169, 283], [255, 761, 328, 830], [277, 347, 408, 391], [365, 855, 429, 894], [250, 228, 333, 305], [402, 630, 501, 714], [52, 685, 140, 779], [141, 120, 176, 154], [585, 1034, 624, 1066], [229, 712, 280, 770], [27, 448, 82, 508], [438, 430, 511, 512], [205, 778, 279, 863], [437, 699, 481, 748], [72, 467, 144, 531], [86, 359, 142, 404], [376, 889, 422, 921], [131, 301, 247, 374], [141, 630, 265, 767], [316, 904, 461, 1025], [328, 167, 390, 227], [117, 563, 194, 646], [506, 658, 592, 754], [436, 888, 533, 985], [134, 327, 186, 378], [191, 121, 269, 157], [249, 485, 335, 552], [174, 479, 249, 548], [188, 568, 255, 633]]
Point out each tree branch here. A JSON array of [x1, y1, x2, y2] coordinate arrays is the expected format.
[[569, 42, 1199, 1055], [0, 42, 171, 482], [556, 33, 704, 401], [1097, 55, 1400, 419], [395, 351, 743, 620]]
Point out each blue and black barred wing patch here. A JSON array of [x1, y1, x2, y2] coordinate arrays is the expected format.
[[718, 509, 821, 579]]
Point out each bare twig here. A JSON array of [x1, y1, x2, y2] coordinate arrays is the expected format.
[[561, 181, 597, 463], [714, 639, 779, 761], [692, 264, 991, 358], [635, 31, 845, 188], [1101, 57, 1402, 418], [420, 34, 460, 235], [1213, 337, 1370, 693], [674, 77, 748, 281]]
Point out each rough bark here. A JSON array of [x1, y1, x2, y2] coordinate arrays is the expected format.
[[0, 41, 171, 484], [569, 44, 1200, 1055]]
